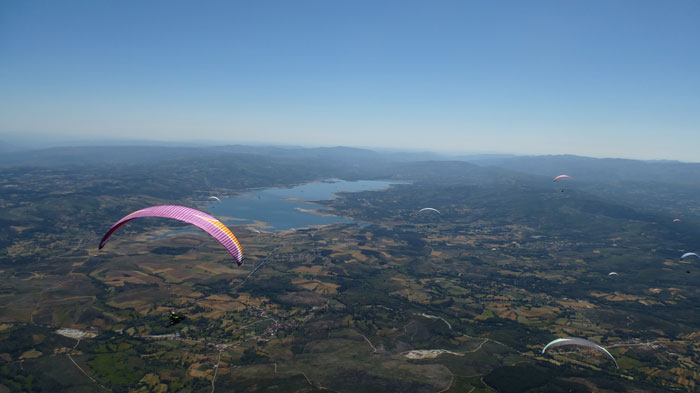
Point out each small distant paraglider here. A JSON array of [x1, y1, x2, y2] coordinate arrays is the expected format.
[[208, 196, 222, 203], [680, 252, 700, 261], [678, 253, 696, 273], [673, 218, 681, 222], [553, 175, 571, 192], [418, 208, 441, 215], [608, 272, 618, 276], [542, 337, 618, 369], [99, 205, 244, 265]]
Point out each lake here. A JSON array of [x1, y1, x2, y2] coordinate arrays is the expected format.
[[205, 179, 406, 231]]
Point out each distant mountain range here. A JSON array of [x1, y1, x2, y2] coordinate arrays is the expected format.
[[465, 154, 700, 185], [2, 143, 699, 186]]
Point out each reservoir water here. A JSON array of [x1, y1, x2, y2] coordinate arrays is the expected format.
[[205, 179, 405, 231]]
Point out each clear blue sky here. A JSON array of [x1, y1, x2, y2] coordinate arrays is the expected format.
[[1, 1, 698, 160]]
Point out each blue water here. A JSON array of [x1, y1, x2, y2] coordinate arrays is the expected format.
[[204, 179, 405, 231]]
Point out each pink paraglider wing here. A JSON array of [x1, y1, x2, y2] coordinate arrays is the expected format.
[[99, 205, 244, 265]]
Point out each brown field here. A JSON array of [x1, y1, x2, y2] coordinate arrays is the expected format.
[[291, 278, 339, 295]]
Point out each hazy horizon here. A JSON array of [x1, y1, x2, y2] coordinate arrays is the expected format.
[[4, 130, 700, 164], [2, 1, 698, 161]]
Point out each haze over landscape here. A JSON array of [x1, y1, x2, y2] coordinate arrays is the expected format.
[[1, 1, 699, 160]]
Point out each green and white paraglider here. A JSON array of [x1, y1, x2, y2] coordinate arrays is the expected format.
[[542, 337, 618, 368]]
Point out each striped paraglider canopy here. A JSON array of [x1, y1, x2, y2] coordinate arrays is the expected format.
[[99, 205, 244, 265]]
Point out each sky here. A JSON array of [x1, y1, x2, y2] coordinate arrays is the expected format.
[[1, 1, 699, 161]]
